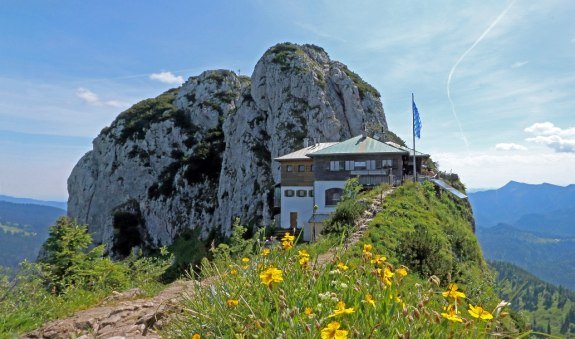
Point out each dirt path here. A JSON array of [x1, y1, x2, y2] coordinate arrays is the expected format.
[[315, 189, 391, 266], [26, 190, 391, 339]]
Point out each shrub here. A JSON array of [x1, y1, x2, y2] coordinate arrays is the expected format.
[[162, 228, 208, 281]]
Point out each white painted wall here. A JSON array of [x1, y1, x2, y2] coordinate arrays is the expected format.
[[280, 186, 314, 229], [314, 180, 346, 215]]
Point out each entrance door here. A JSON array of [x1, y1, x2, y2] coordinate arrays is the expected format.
[[290, 212, 298, 228]]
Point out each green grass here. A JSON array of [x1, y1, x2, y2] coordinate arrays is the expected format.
[[0, 255, 169, 336], [162, 183, 520, 338]]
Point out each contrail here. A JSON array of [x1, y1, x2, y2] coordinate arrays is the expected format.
[[446, 0, 517, 154]]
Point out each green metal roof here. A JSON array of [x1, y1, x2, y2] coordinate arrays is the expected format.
[[308, 135, 406, 156], [385, 142, 429, 157]]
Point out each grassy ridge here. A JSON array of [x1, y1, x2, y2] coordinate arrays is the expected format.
[[163, 182, 518, 337]]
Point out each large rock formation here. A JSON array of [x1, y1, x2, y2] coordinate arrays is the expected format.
[[68, 43, 389, 256]]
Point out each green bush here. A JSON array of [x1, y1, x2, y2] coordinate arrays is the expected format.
[[0, 217, 170, 336], [163, 228, 208, 281]]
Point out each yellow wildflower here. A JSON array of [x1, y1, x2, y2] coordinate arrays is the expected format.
[[282, 240, 293, 250], [230, 269, 238, 275], [362, 244, 373, 259], [298, 250, 310, 258], [321, 321, 348, 339], [370, 254, 386, 267], [378, 267, 394, 286], [259, 266, 283, 287], [304, 307, 313, 316], [191, 334, 201, 339], [261, 248, 271, 256], [394, 295, 406, 309], [364, 294, 376, 307], [442, 283, 466, 300], [396, 267, 408, 278], [281, 232, 295, 242], [468, 304, 493, 320], [441, 304, 462, 323], [329, 301, 355, 317], [242, 257, 250, 263], [336, 262, 349, 271], [242, 265, 249, 270], [226, 299, 239, 307], [298, 250, 310, 265]]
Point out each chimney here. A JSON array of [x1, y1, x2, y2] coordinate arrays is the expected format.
[[303, 138, 309, 148]]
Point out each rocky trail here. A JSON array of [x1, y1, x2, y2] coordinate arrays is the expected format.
[[26, 190, 391, 338]]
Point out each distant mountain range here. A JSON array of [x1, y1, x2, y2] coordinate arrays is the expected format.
[[0, 200, 65, 270], [0, 194, 67, 211], [469, 181, 575, 231], [469, 181, 575, 290]]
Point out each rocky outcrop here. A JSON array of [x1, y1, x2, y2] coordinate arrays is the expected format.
[[68, 43, 389, 256]]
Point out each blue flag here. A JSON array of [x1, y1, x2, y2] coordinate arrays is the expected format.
[[412, 98, 422, 139]]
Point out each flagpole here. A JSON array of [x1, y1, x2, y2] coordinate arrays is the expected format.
[[412, 93, 417, 183]]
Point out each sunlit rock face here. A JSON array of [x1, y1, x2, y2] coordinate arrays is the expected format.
[[67, 43, 388, 256]]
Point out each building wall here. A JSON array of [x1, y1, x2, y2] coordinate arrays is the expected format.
[[279, 160, 314, 186], [314, 180, 346, 215], [312, 154, 404, 181], [280, 185, 314, 229]]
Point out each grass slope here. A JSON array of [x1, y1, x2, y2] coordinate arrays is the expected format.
[[163, 182, 517, 337]]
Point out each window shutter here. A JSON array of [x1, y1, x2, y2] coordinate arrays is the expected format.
[[344, 161, 350, 170], [330, 161, 335, 171], [350, 161, 355, 171]]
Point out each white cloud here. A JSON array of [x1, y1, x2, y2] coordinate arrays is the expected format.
[[149, 71, 184, 85], [76, 87, 100, 104], [75, 87, 129, 109], [104, 100, 129, 108], [511, 61, 528, 68], [524, 122, 575, 137], [434, 151, 575, 189], [495, 143, 527, 151], [525, 122, 575, 153], [526, 135, 575, 153]]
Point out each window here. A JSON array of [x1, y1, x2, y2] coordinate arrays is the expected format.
[[354, 161, 367, 170], [330, 161, 347, 171], [285, 190, 295, 197], [325, 188, 343, 206], [310, 165, 314, 172], [298, 165, 305, 172], [297, 190, 307, 197], [309, 190, 314, 197], [286, 165, 293, 172], [382, 159, 393, 168]]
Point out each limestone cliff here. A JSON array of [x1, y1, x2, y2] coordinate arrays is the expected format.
[[68, 43, 389, 256]]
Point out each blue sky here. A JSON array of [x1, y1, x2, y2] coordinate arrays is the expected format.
[[1, 0, 574, 200]]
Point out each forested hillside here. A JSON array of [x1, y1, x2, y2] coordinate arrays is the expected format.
[[491, 261, 575, 336], [0, 201, 65, 269]]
